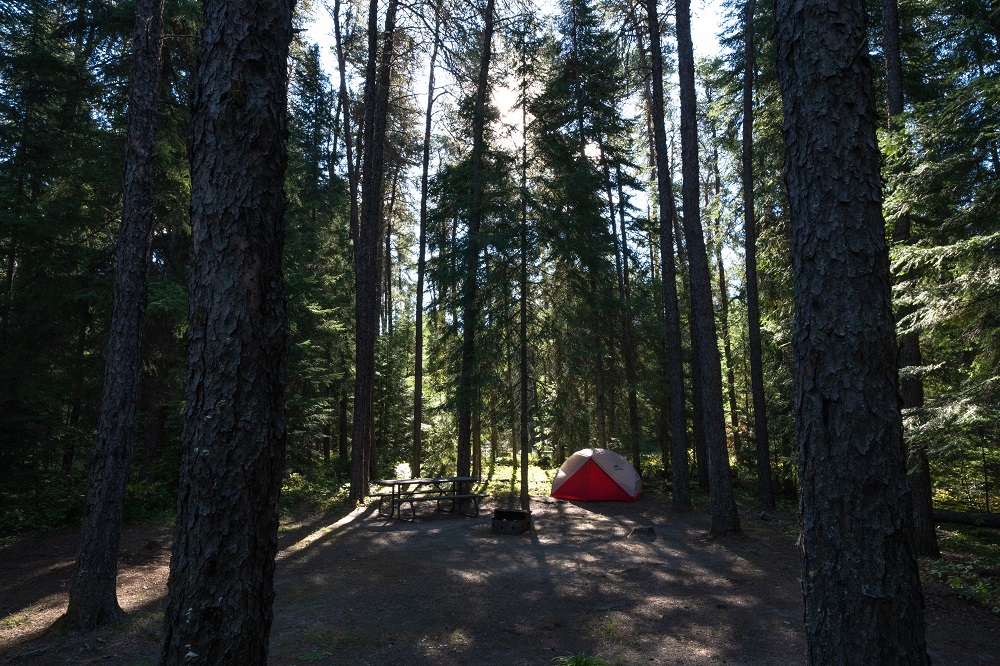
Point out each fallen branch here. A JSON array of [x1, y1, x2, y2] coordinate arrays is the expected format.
[[933, 509, 1000, 529]]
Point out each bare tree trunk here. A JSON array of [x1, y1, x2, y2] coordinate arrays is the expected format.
[[713, 231, 741, 464], [457, 0, 496, 483], [741, 0, 774, 508], [606, 157, 641, 474], [333, 0, 359, 249], [519, 55, 531, 511], [594, 315, 609, 449], [676, 0, 739, 535], [473, 409, 483, 479], [629, 5, 673, 479], [351, 0, 398, 500], [413, 0, 442, 479], [64, 0, 164, 631], [675, 215, 708, 490], [645, 0, 689, 508], [775, 0, 929, 658], [160, 0, 293, 659], [338, 386, 350, 460], [703, 97, 742, 468]]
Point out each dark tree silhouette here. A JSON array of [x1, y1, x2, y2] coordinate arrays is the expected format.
[[644, 0, 690, 508], [457, 0, 496, 482], [64, 0, 165, 631], [352, 0, 399, 500], [676, 0, 739, 534], [740, 0, 775, 508]]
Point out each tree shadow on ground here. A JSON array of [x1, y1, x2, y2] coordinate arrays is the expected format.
[[2, 493, 998, 665]]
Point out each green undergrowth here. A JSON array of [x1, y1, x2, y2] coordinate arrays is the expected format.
[[929, 525, 1000, 614], [280, 464, 351, 519], [478, 463, 555, 502]]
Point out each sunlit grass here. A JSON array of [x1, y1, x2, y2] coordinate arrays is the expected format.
[[479, 462, 556, 499]]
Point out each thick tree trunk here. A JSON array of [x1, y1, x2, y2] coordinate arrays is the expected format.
[[774, 0, 929, 660], [645, 0, 689, 508], [351, 0, 398, 501], [676, 0, 739, 535], [413, 0, 441, 479], [160, 0, 293, 660], [457, 0, 496, 481], [742, 0, 774, 508], [64, 0, 164, 631]]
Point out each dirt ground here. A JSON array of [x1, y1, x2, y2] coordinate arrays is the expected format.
[[1, 493, 998, 665]]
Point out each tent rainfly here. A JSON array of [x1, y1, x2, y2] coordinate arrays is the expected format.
[[550, 448, 642, 501]]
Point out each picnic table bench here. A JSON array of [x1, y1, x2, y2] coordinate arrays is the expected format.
[[373, 476, 485, 521]]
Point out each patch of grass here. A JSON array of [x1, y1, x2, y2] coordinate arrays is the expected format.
[[329, 626, 390, 649], [448, 627, 471, 646], [123, 610, 163, 637], [938, 525, 1000, 561], [584, 616, 630, 643], [552, 653, 611, 666], [2, 610, 32, 629], [280, 470, 351, 518], [296, 648, 333, 662], [481, 464, 555, 502]]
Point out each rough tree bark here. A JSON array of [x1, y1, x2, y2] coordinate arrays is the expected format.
[[676, 0, 739, 534], [644, 0, 690, 508], [159, 0, 294, 660], [774, 0, 930, 660], [741, 0, 775, 508], [63, 0, 164, 631]]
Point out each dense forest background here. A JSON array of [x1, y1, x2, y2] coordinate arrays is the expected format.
[[1, 0, 998, 537]]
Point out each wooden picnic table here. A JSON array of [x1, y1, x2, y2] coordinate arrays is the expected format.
[[373, 476, 484, 521]]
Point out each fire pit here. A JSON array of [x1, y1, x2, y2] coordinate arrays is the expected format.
[[491, 509, 532, 535]]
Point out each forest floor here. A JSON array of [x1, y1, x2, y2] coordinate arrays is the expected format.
[[1, 492, 998, 665]]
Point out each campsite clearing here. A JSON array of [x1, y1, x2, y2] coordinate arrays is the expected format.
[[1, 492, 998, 665]]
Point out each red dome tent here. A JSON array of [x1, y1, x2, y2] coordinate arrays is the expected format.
[[550, 448, 642, 501]]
